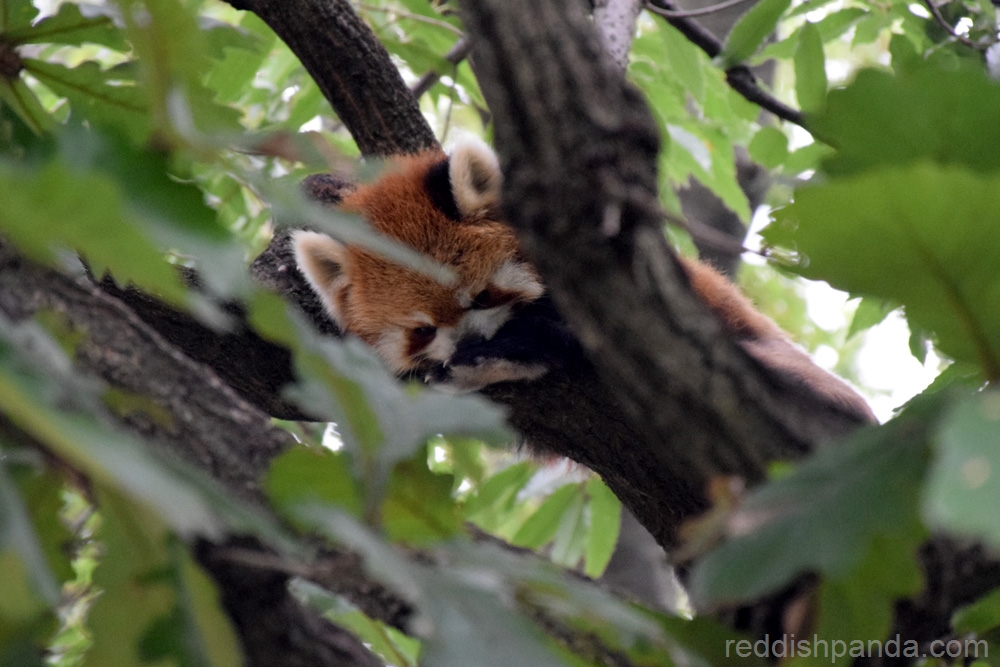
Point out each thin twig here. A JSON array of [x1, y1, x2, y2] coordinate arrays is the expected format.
[[411, 36, 472, 98], [358, 2, 464, 36], [645, 0, 805, 127], [662, 209, 765, 258], [645, 0, 755, 19], [922, 0, 978, 48]]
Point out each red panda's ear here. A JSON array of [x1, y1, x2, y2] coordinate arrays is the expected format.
[[449, 138, 502, 218], [291, 230, 351, 327]]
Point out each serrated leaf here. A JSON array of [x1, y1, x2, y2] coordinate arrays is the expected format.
[[690, 406, 931, 607], [23, 60, 149, 142], [719, 0, 793, 68], [0, 0, 39, 33], [847, 297, 896, 339], [811, 66, 1000, 176], [0, 158, 187, 304], [794, 22, 827, 113], [7, 3, 127, 51], [766, 165, 1000, 378], [924, 392, 1000, 548]]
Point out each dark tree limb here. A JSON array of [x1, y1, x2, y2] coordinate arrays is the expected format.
[[646, 0, 805, 126], [458, 0, 865, 548]]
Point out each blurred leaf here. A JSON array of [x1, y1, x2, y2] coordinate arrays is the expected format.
[[0, 157, 187, 304], [7, 3, 126, 50], [690, 403, 933, 607], [811, 66, 1000, 177], [766, 165, 1000, 378], [465, 461, 534, 530], [953, 586, 1000, 636], [0, 316, 298, 552], [0, 0, 39, 32], [115, 0, 243, 135], [382, 449, 461, 546], [512, 484, 580, 550], [748, 126, 788, 169], [85, 487, 240, 667], [137, 539, 242, 667], [924, 392, 1000, 549], [794, 22, 826, 113], [583, 478, 621, 579], [24, 60, 150, 143], [0, 77, 55, 135], [719, 0, 793, 68], [291, 579, 419, 667], [0, 452, 70, 610], [266, 445, 363, 519]]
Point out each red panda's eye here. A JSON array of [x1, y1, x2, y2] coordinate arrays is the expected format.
[[471, 289, 495, 310], [410, 326, 438, 349]]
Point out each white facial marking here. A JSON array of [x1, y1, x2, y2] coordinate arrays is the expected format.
[[491, 261, 544, 301], [462, 305, 513, 340], [424, 326, 456, 363], [373, 330, 408, 373]]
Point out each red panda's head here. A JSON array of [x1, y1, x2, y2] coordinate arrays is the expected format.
[[292, 139, 544, 376]]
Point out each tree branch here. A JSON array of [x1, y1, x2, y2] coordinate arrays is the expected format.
[[645, 0, 804, 126]]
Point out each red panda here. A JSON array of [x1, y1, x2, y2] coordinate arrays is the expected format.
[[292, 139, 876, 423]]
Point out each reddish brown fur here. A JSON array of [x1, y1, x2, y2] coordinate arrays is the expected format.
[[326, 151, 533, 356], [295, 145, 876, 423]]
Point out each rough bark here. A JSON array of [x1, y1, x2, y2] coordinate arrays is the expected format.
[[459, 0, 868, 544], [0, 241, 402, 667]]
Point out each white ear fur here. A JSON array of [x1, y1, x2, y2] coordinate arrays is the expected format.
[[291, 229, 351, 327], [449, 137, 503, 218]]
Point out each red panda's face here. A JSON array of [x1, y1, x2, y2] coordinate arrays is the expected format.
[[293, 140, 544, 376]]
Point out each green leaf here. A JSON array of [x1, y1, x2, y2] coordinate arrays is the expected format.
[[794, 22, 827, 113], [512, 484, 580, 550], [953, 587, 1000, 635], [847, 298, 896, 339], [85, 488, 241, 667], [0, 0, 38, 33], [382, 451, 461, 546], [766, 165, 1000, 378], [0, 157, 187, 305], [265, 445, 363, 519], [924, 392, 1000, 549], [0, 77, 55, 135], [23, 60, 150, 143], [583, 478, 621, 578], [719, 0, 793, 68], [0, 316, 298, 552], [465, 461, 534, 529], [811, 66, 1000, 176], [291, 579, 420, 667], [690, 406, 931, 607], [748, 126, 789, 169], [7, 3, 127, 50], [0, 452, 70, 610]]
